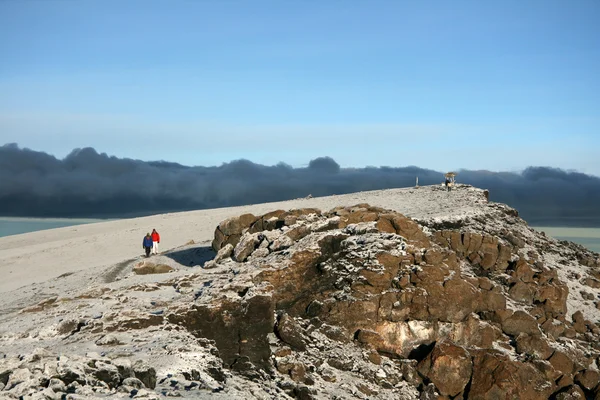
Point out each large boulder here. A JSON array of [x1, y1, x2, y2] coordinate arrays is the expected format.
[[501, 310, 540, 336], [276, 313, 307, 351], [417, 341, 472, 397], [469, 350, 555, 399], [212, 213, 258, 251], [233, 232, 262, 262]]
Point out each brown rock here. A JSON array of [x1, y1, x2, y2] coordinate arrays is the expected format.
[[541, 318, 566, 339], [501, 310, 540, 336], [549, 351, 575, 377], [290, 363, 307, 383], [452, 315, 504, 348], [412, 265, 448, 284], [581, 291, 596, 301], [563, 327, 577, 338], [398, 275, 411, 289], [212, 227, 227, 253], [554, 385, 586, 400], [270, 234, 295, 252], [571, 311, 587, 334], [283, 215, 298, 226], [379, 213, 430, 248], [449, 231, 466, 255], [490, 309, 514, 323], [247, 210, 285, 233], [251, 247, 270, 258], [133, 361, 157, 389], [479, 290, 507, 312], [467, 251, 482, 266], [515, 333, 553, 359], [465, 233, 483, 255], [506, 232, 525, 248], [376, 218, 396, 234], [529, 306, 547, 323], [274, 347, 292, 358], [263, 216, 286, 232], [276, 358, 294, 374], [114, 314, 164, 331], [319, 324, 350, 342], [584, 277, 600, 289], [556, 374, 574, 391], [168, 293, 274, 372], [595, 385, 600, 400], [285, 225, 311, 242], [509, 281, 535, 304], [496, 243, 512, 271], [513, 259, 535, 282], [288, 207, 321, 218], [575, 369, 600, 391], [319, 366, 337, 383], [256, 249, 322, 314], [423, 249, 444, 265], [356, 329, 385, 349], [214, 243, 234, 263], [358, 253, 400, 290], [478, 277, 494, 291], [438, 279, 479, 322], [366, 349, 381, 365], [343, 209, 379, 225], [417, 341, 472, 397], [542, 284, 568, 317], [56, 319, 80, 335], [469, 350, 555, 399], [357, 383, 378, 397], [213, 213, 257, 251], [233, 233, 261, 262], [460, 232, 471, 254], [432, 231, 449, 248], [443, 252, 461, 273], [532, 359, 562, 381], [537, 268, 559, 284], [479, 235, 499, 270], [276, 313, 307, 351]]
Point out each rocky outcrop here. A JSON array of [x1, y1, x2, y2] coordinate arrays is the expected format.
[[204, 201, 600, 399], [2, 185, 600, 399]]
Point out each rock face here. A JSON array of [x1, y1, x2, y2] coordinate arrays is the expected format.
[[2, 185, 600, 399]]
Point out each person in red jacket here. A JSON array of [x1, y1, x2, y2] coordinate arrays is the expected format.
[[151, 228, 160, 255]]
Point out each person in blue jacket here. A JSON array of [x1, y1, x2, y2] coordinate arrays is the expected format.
[[143, 233, 153, 257]]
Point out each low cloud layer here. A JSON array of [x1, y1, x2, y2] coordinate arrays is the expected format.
[[2, 143, 599, 226]]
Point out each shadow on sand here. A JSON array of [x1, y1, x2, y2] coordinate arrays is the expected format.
[[164, 245, 216, 267]]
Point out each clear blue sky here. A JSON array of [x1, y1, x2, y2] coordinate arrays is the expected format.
[[1, 0, 599, 174]]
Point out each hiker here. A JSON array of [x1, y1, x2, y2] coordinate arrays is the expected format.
[[151, 228, 160, 255], [143, 233, 153, 257], [445, 177, 450, 191]]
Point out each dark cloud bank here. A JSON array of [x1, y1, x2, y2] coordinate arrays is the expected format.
[[2, 143, 599, 227]]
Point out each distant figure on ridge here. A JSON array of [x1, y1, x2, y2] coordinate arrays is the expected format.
[[444, 172, 456, 192], [151, 228, 161, 255], [143, 233, 153, 257]]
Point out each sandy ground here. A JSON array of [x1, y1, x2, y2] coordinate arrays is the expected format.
[[0, 184, 484, 296]]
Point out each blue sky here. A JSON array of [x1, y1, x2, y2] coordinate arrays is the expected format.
[[1, 0, 599, 174]]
